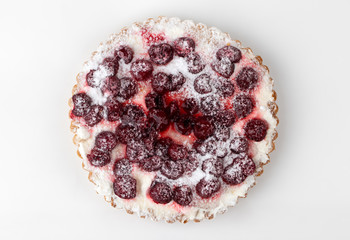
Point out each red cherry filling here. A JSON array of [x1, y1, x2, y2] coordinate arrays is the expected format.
[[200, 95, 221, 115], [105, 96, 122, 122], [174, 115, 193, 135], [139, 156, 162, 172], [165, 101, 180, 121], [130, 59, 153, 81], [194, 74, 212, 94], [145, 92, 165, 110], [211, 58, 234, 78], [87, 148, 111, 167], [148, 43, 174, 65], [222, 157, 256, 185], [215, 78, 235, 97], [151, 72, 170, 94], [149, 182, 173, 204], [72, 93, 92, 117], [216, 46, 242, 63], [113, 176, 137, 199], [233, 94, 254, 119], [186, 52, 205, 74], [244, 118, 268, 141], [95, 131, 117, 151], [168, 143, 188, 161], [84, 105, 104, 127], [115, 45, 134, 64], [168, 73, 186, 91], [196, 178, 221, 199], [161, 161, 184, 180], [193, 117, 214, 140], [173, 37, 195, 57], [236, 67, 259, 91], [118, 77, 138, 100], [173, 185, 193, 206], [121, 104, 145, 125], [148, 108, 170, 131], [230, 136, 248, 153], [202, 158, 224, 177], [113, 159, 132, 176], [181, 98, 199, 114]]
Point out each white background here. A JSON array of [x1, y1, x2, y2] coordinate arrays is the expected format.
[[1, 0, 349, 239]]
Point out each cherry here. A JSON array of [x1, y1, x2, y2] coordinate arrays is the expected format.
[[193, 139, 216, 156], [222, 157, 256, 185], [121, 104, 145, 125], [115, 124, 143, 144], [236, 67, 259, 91], [183, 155, 200, 175], [173, 37, 195, 57], [196, 178, 221, 199], [154, 138, 174, 159], [125, 141, 150, 163], [151, 72, 170, 94], [72, 93, 92, 117], [215, 78, 235, 97], [216, 46, 242, 63], [95, 131, 117, 151], [117, 77, 138, 100], [130, 59, 153, 81], [193, 117, 214, 140], [139, 156, 162, 172], [215, 110, 236, 127], [106, 76, 121, 94], [214, 127, 231, 141], [194, 74, 212, 94], [211, 58, 234, 78], [165, 101, 180, 121], [86, 70, 96, 87], [186, 52, 205, 74], [148, 43, 174, 65], [113, 159, 132, 176], [161, 161, 184, 180], [115, 45, 134, 64], [84, 105, 104, 127], [181, 98, 199, 114], [113, 176, 136, 199], [168, 143, 188, 161], [87, 148, 111, 167], [244, 118, 268, 141], [168, 72, 186, 91], [148, 108, 170, 131], [233, 94, 254, 119], [202, 158, 224, 177], [230, 136, 249, 153], [200, 95, 221, 115], [174, 115, 193, 135], [101, 57, 119, 76], [145, 92, 165, 110], [105, 96, 122, 122], [173, 185, 193, 206], [149, 182, 173, 204]]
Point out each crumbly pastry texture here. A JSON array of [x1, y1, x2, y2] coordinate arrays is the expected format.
[[69, 16, 278, 223]]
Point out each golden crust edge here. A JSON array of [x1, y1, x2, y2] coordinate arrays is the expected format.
[[68, 16, 279, 223]]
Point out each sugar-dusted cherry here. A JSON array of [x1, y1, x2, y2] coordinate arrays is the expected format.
[[174, 115, 193, 135], [72, 93, 92, 117], [113, 175, 137, 199], [173, 37, 195, 57], [173, 185, 193, 206], [149, 182, 173, 204], [186, 52, 205, 74], [95, 131, 117, 151], [117, 77, 138, 100], [230, 136, 249, 153], [233, 94, 254, 119], [113, 159, 132, 176], [194, 74, 212, 94], [196, 178, 221, 199], [84, 105, 104, 127], [130, 59, 154, 81], [193, 116, 214, 140], [161, 160, 184, 180], [236, 67, 259, 91], [148, 43, 174, 65], [87, 148, 111, 167], [105, 96, 122, 122], [216, 45, 241, 63], [115, 45, 134, 64], [244, 118, 268, 141]]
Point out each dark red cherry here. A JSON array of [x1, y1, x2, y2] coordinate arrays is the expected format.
[[148, 43, 174, 65], [148, 108, 170, 131], [216, 46, 241, 63], [193, 117, 214, 140], [145, 92, 165, 110], [168, 143, 188, 161], [130, 59, 153, 81], [117, 77, 138, 100], [196, 178, 221, 199], [154, 138, 174, 158], [115, 45, 134, 64], [202, 158, 224, 177], [193, 139, 216, 156], [173, 185, 193, 206], [181, 98, 199, 114], [151, 72, 170, 94], [236, 67, 259, 91], [233, 94, 254, 119], [182, 155, 200, 175], [222, 157, 256, 185], [121, 104, 145, 125], [113, 159, 132, 176], [215, 110, 236, 127], [161, 161, 184, 180], [200, 95, 221, 115], [95, 131, 117, 151], [106, 76, 121, 94], [113, 176, 136, 199], [168, 72, 186, 91], [87, 148, 111, 167], [149, 182, 173, 204], [230, 136, 249, 153], [101, 57, 119, 76], [115, 124, 143, 144], [86, 70, 96, 88], [84, 105, 104, 127], [165, 101, 180, 121], [186, 52, 205, 74], [214, 127, 231, 141], [211, 58, 234, 78], [173, 37, 195, 57], [72, 93, 92, 117], [174, 115, 193, 135], [215, 78, 235, 97], [105, 96, 122, 122], [125, 142, 150, 163], [244, 118, 268, 141], [139, 156, 162, 172], [194, 74, 212, 94]]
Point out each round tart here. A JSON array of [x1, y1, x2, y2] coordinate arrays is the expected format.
[[69, 17, 278, 223]]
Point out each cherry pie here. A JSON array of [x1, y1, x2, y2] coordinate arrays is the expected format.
[[69, 17, 278, 222]]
